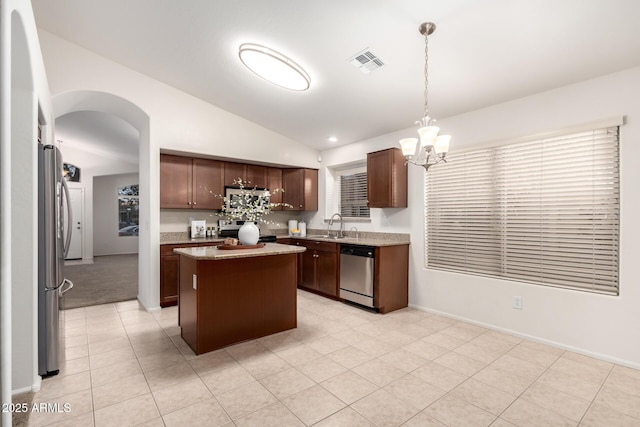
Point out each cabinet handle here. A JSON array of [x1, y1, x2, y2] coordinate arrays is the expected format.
[[193, 202, 197, 205], [299, 204, 303, 208], [188, 202, 192, 205]]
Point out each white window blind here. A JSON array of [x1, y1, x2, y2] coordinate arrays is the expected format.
[[425, 126, 620, 295], [339, 171, 369, 218], [327, 163, 370, 220]]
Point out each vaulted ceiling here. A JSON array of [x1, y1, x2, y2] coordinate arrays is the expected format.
[[33, 0, 640, 151]]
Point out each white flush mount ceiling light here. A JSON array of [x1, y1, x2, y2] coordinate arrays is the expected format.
[[399, 22, 451, 171], [239, 43, 310, 91]]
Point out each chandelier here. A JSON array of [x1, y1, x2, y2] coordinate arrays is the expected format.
[[399, 22, 451, 171]]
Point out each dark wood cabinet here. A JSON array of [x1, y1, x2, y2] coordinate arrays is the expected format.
[[160, 155, 193, 209], [246, 165, 268, 188], [298, 240, 339, 298], [160, 154, 223, 209], [267, 167, 283, 210], [224, 162, 247, 187], [282, 168, 318, 211], [160, 243, 199, 307], [193, 158, 224, 209], [367, 148, 407, 208], [374, 244, 409, 313]]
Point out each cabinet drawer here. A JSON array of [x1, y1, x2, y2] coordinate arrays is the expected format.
[[298, 240, 338, 253]]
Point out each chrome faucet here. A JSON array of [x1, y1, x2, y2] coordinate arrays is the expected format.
[[329, 213, 344, 238]]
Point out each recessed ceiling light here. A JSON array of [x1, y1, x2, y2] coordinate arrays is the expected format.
[[327, 136, 338, 143], [238, 43, 310, 91]]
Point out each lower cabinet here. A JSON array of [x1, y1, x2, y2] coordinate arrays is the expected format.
[[374, 245, 409, 314], [278, 238, 409, 313], [160, 243, 203, 307]]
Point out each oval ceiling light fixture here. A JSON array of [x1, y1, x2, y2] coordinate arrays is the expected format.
[[239, 43, 310, 91]]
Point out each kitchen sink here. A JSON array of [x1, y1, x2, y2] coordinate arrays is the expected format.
[[306, 234, 345, 240]]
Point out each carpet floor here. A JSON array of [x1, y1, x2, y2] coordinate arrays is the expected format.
[[62, 254, 138, 309]]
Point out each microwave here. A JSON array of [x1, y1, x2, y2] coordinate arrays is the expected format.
[[224, 186, 270, 212]]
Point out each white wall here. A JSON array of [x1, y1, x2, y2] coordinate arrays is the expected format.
[[38, 29, 320, 313], [94, 173, 139, 256], [1, 0, 54, 407], [315, 66, 640, 368], [61, 144, 139, 261]]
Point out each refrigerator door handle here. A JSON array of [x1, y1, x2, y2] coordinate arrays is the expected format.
[[59, 278, 74, 297], [61, 177, 73, 258]]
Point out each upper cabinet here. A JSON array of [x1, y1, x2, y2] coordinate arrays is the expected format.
[[367, 148, 407, 208], [223, 162, 247, 187], [246, 165, 268, 188], [267, 167, 283, 211], [161, 154, 317, 211], [282, 168, 318, 211], [223, 163, 267, 188], [160, 154, 223, 209]]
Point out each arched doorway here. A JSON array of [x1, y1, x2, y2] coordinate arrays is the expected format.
[[52, 90, 156, 310]]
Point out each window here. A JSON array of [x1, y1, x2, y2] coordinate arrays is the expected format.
[[425, 124, 620, 295], [118, 185, 139, 236], [327, 163, 370, 220]]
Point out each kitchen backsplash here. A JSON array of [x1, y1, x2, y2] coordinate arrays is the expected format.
[[160, 209, 306, 233]]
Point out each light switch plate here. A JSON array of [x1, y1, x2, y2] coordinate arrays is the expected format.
[[192, 274, 197, 290]]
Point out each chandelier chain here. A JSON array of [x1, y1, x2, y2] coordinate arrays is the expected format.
[[423, 29, 429, 121]]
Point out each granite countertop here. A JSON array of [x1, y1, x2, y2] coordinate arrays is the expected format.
[[174, 242, 306, 260], [277, 230, 410, 247], [161, 230, 410, 247]]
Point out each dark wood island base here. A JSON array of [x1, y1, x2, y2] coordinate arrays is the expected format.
[[176, 244, 305, 355]]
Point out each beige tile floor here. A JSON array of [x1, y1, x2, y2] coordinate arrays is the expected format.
[[14, 290, 640, 426]]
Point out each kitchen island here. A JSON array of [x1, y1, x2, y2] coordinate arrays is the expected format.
[[175, 243, 306, 355]]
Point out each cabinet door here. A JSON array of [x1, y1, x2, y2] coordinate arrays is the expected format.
[[267, 167, 283, 210], [160, 254, 180, 307], [282, 169, 303, 211], [316, 250, 338, 297], [302, 169, 318, 211], [300, 249, 317, 290], [160, 154, 192, 208], [367, 148, 407, 208], [224, 162, 247, 187], [246, 165, 268, 188], [193, 158, 224, 210]]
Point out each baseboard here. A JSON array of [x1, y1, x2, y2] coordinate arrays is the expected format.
[[408, 303, 640, 371], [12, 376, 41, 396]]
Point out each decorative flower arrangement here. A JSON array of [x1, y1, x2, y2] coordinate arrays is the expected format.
[[217, 178, 291, 223]]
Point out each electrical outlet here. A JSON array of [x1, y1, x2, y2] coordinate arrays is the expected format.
[[513, 296, 522, 310]]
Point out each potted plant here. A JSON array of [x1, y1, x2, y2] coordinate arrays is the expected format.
[[218, 178, 291, 245]]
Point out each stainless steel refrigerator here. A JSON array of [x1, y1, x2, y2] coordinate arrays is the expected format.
[[38, 144, 74, 377]]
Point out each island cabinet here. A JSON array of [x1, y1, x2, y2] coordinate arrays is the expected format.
[[366, 148, 407, 208], [282, 168, 318, 211], [177, 244, 304, 355], [298, 240, 339, 298], [160, 154, 224, 209]]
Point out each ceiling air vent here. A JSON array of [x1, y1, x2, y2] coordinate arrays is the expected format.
[[348, 48, 384, 74]]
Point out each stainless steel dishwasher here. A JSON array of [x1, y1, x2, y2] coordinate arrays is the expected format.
[[340, 244, 375, 307]]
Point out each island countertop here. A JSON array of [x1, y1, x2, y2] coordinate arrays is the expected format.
[[174, 242, 306, 260]]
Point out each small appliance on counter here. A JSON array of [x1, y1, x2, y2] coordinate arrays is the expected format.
[[288, 219, 298, 236], [298, 221, 307, 237], [218, 220, 277, 243]]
